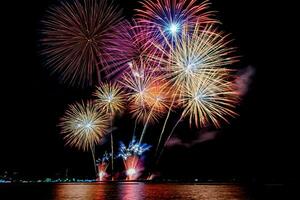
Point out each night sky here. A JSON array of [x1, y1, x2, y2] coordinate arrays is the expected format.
[[2, 0, 296, 183]]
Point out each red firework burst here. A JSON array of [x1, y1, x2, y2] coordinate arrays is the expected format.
[[97, 162, 109, 181], [123, 155, 143, 181]]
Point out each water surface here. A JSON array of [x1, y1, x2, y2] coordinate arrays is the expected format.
[[0, 182, 288, 200]]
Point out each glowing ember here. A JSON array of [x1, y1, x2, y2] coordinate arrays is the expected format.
[[126, 168, 137, 176], [168, 23, 180, 35]]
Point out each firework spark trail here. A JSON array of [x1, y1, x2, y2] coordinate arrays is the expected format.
[[155, 86, 180, 155], [132, 118, 139, 141], [138, 98, 159, 144], [138, 78, 173, 144], [97, 151, 111, 163], [41, 0, 123, 87], [59, 100, 110, 176], [90, 143, 98, 175], [155, 114, 184, 164], [93, 82, 125, 180], [118, 138, 151, 160]]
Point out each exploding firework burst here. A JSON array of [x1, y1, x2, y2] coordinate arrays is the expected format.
[[181, 71, 239, 128], [120, 60, 172, 125], [128, 82, 173, 126], [41, 0, 123, 87], [144, 79, 173, 112], [59, 100, 110, 151], [120, 61, 153, 107], [93, 82, 126, 114], [151, 24, 239, 88], [136, 0, 216, 42]]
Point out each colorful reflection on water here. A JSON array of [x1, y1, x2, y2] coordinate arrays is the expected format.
[[52, 183, 246, 200]]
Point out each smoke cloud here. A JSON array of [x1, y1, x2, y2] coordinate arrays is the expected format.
[[166, 130, 218, 148], [235, 65, 255, 96]]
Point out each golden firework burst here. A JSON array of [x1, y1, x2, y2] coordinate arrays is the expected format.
[[59, 100, 110, 151], [181, 71, 239, 128], [93, 82, 126, 114], [150, 24, 239, 87]]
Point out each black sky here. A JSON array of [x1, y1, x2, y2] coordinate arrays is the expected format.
[[1, 0, 297, 183]]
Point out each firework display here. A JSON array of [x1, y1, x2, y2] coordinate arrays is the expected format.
[[42, 0, 243, 180]]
